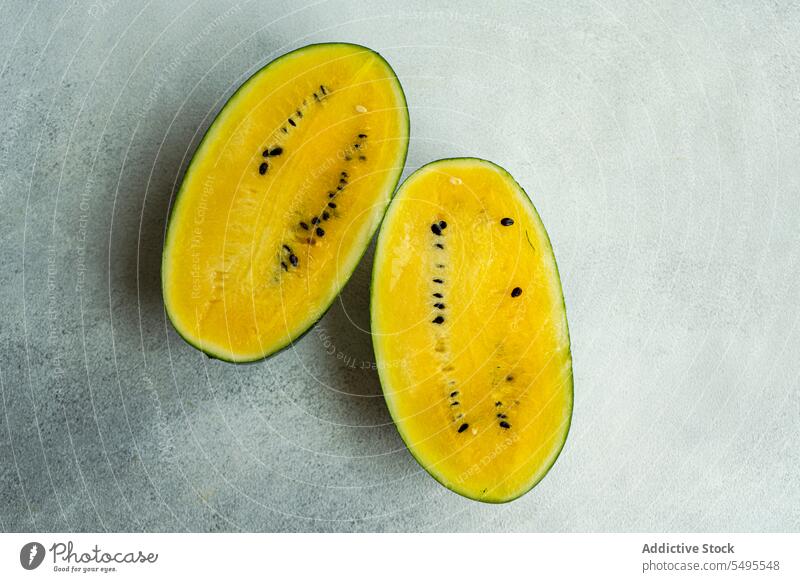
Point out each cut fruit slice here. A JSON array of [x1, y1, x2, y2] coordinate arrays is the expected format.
[[371, 158, 572, 502], [162, 43, 409, 362]]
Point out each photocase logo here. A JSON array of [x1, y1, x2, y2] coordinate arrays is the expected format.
[[20, 542, 45, 570]]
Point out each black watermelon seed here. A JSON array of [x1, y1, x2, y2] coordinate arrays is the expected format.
[[328, 192, 336, 198], [282, 244, 292, 252], [299, 222, 309, 230], [282, 127, 288, 133], [435, 243, 444, 249], [358, 133, 367, 138], [450, 401, 459, 406], [450, 391, 458, 397], [500, 217, 514, 226], [439, 220, 447, 229], [322, 211, 330, 220], [320, 84, 327, 95], [506, 375, 514, 381], [316, 227, 325, 237], [288, 118, 296, 127], [341, 171, 348, 177], [458, 423, 469, 433], [433, 292, 443, 298], [495, 401, 502, 406], [313, 92, 319, 101], [339, 178, 347, 184], [269, 147, 283, 156], [259, 162, 268, 175], [262, 149, 270, 157], [436, 264, 444, 268], [499, 421, 511, 429], [432, 316, 445, 324], [336, 185, 343, 191], [431, 224, 442, 235], [354, 143, 360, 149], [511, 287, 523, 297], [433, 278, 444, 284], [497, 413, 507, 419], [434, 303, 445, 309], [311, 216, 319, 225], [281, 261, 288, 271], [289, 254, 298, 267], [328, 202, 337, 209], [296, 110, 303, 118]]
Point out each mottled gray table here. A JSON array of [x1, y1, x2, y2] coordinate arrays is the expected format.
[[1, 0, 798, 532]]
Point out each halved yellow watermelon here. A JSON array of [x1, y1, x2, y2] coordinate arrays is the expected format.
[[371, 158, 572, 502], [162, 43, 409, 361]]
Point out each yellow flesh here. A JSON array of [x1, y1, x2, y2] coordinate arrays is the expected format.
[[372, 159, 572, 502], [163, 44, 408, 361]]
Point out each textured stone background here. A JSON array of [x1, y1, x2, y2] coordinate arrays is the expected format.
[[0, 0, 798, 532]]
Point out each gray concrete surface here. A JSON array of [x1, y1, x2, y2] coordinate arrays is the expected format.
[[1, 0, 798, 532]]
